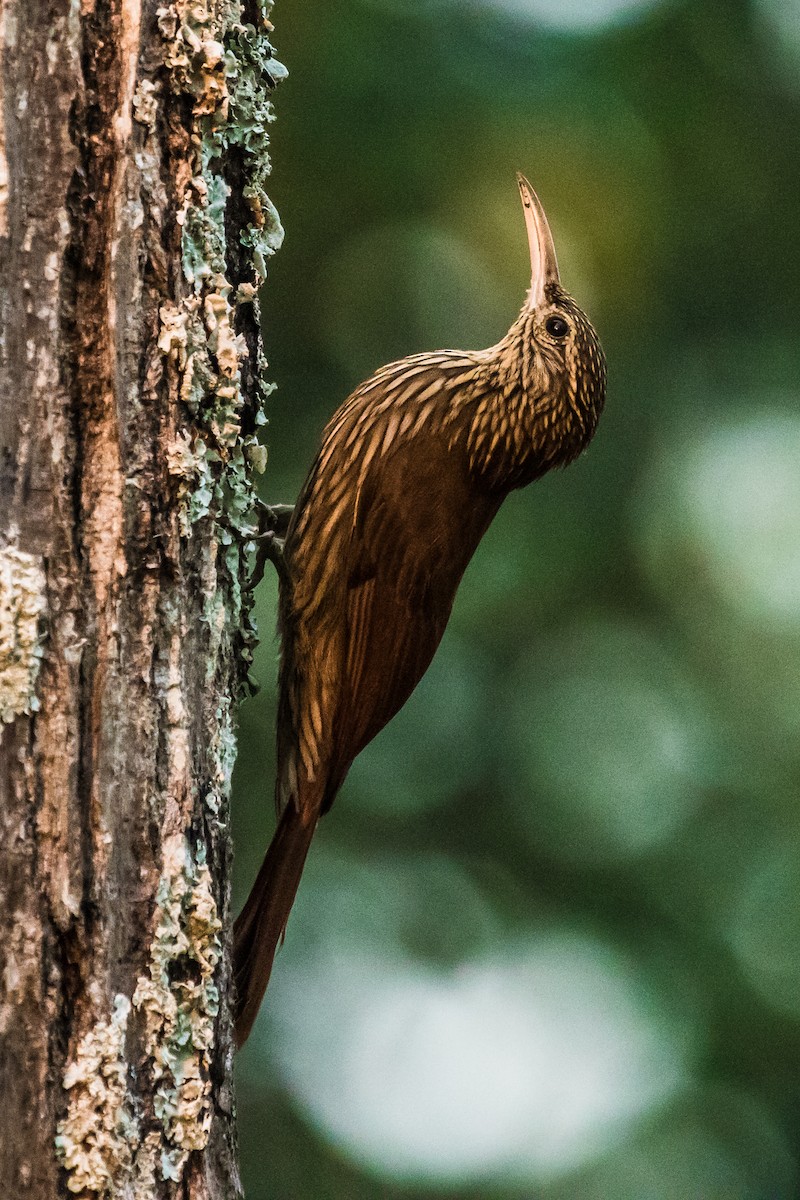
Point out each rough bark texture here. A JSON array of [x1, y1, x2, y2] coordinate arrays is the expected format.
[[0, 0, 284, 1195]]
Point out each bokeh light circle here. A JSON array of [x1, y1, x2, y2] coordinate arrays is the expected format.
[[256, 850, 687, 1185], [754, 0, 800, 88], [727, 837, 800, 1019], [472, 0, 668, 34], [506, 620, 710, 866], [634, 407, 800, 750], [357, 0, 669, 32], [637, 409, 800, 631]]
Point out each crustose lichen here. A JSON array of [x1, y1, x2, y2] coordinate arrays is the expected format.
[[55, 996, 137, 1194], [0, 545, 47, 724], [132, 833, 222, 1182], [55, 838, 222, 1192]]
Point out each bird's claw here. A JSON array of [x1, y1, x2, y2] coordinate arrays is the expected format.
[[251, 500, 294, 588], [256, 501, 295, 540]]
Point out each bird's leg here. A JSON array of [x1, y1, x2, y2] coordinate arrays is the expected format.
[[251, 500, 294, 588]]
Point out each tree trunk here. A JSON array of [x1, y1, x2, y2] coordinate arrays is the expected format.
[[0, 0, 284, 1195]]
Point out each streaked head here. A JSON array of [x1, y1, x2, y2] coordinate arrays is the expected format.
[[515, 174, 606, 463]]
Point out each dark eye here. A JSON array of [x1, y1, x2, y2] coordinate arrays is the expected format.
[[546, 315, 570, 338]]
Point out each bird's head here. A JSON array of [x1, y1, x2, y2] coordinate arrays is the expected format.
[[510, 174, 606, 469]]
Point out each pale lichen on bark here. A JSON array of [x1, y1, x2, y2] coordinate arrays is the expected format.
[[132, 834, 223, 1182], [54, 836, 223, 1192], [55, 996, 137, 1195], [0, 546, 47, 723]]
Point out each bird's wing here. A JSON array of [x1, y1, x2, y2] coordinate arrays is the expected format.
[[280, 353, 494, 814], [341, 460, 454, 758], [332, 382, 502, 799]]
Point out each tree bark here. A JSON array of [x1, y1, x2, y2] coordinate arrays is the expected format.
[[0, 0, 284, 1195]]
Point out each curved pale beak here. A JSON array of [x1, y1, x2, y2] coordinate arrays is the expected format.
[[517, 173, 560, 309]]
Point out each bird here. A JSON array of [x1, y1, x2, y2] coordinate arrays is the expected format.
[[233, 174, 607, 1046]]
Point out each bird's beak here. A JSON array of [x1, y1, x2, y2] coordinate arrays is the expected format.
[[517, 173, 560, 308]]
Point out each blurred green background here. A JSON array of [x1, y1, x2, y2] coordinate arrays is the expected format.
[[233, 0, 800, 1195]]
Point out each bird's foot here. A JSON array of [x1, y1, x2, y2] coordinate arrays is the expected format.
[[251, 500, 294, 588], [256, 501, 294, 540]]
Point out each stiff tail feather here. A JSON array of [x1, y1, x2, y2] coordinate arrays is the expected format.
[[233, 801, 317, 1047]]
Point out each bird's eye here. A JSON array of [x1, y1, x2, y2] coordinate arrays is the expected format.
[[545, 315, 570, 338]]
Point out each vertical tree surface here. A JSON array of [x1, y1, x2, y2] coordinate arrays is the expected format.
[[0, 0, 283, 1195]]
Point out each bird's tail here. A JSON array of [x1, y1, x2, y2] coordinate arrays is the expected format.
[[233, 800, 317, 1047]]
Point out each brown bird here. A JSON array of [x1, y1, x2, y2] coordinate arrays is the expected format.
[[233, 175, 606, 1046]]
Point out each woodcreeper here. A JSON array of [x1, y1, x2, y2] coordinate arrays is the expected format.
[[234, 175, 607, 1046]]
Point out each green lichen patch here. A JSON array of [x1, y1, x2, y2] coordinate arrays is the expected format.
[[160, 285, 250, 544], [181, 171, 230, 288], [221, 17, 286, 278], [159, 0, 285, 290], [55, 995, 138, 1195], [0, 545, 47, 724], [166, 426, 216, 535], [158, 0, 285, 694], [132, 834, 222, 1182], [205, 693, 237, 814]]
